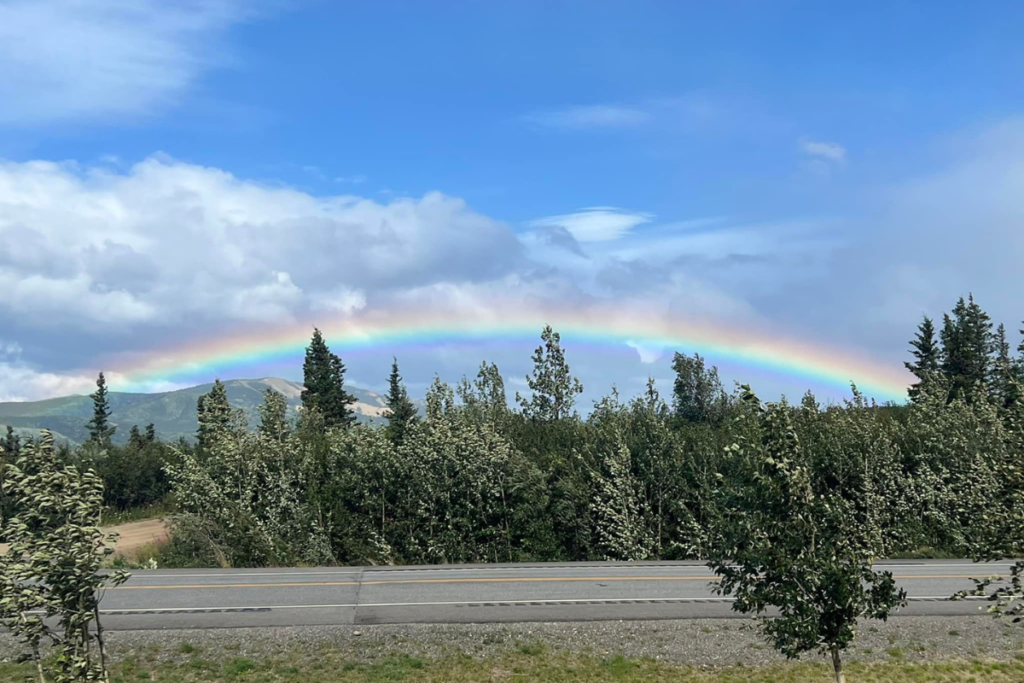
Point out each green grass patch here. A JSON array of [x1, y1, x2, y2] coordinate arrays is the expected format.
[[2, 652, 1024, 682]]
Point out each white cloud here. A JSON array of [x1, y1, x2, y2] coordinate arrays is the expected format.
[[529, 207, 654, 242], [626, 340, 664, 364], [309, 286, 368, 314], [0, 360, 189, 402], [799, 138, 847, 164], [523, 105, 651, 130], [0, 0, 255, 125], [0, 156, 523, 327]]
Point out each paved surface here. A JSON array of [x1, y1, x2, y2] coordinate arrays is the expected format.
[[92, 560, 1014, 630]]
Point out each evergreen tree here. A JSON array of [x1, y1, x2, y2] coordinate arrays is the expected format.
[[516, 325, 583, 421], [383, 357, 418, 445], [197, 379, 232, 447], [128, 425, 145, 448], [145, 423, 156, 443], [2, 425, 19, 458], [86, 371, 116, 444], [671, 352, 729, 425], [940, 295, 994, 402], [905, 316, 940, 403], [991, 323, 1022, 409], [301, 328, 356, 429]]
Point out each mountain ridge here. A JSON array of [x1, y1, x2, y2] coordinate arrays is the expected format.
[[0, 378, 412, 446]]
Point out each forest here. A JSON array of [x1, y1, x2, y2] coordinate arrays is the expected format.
[[1, 295, 1021, 570]]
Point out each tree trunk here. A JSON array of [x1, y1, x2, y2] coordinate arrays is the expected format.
[[831, 646, 846, 683], [94, 603, 111, 683], [33, 644, 46, 683]]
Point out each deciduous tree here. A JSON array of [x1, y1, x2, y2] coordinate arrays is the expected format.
[[707, 387, 906, 683], [516, 326, 583, 421]]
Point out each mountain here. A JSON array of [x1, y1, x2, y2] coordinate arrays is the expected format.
[[0, 378, 414, 446]]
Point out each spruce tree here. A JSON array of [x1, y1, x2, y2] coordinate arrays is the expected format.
[[86, 371, 116, 444], [197, 379, 232, 447], [145, 423, 156, 443], [128, 425, 145, 448], [990, 323, 1021, 409], [384, 357, 418, 444], [516, 325, 583, 421], [905, 316, 940, 403], [2, 425, 19, 458], [301, 328, 356, 429], [940, 295, 994, 402]]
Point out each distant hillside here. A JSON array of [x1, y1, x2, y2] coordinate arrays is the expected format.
[[0, 378, 418, 446]]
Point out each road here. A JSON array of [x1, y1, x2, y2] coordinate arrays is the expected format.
[[91, 560, 1013, 630]]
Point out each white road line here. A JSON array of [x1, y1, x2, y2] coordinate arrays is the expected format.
[[94, 595, 992, 614]]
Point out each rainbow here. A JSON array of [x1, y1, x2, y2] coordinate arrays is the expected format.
[[108, 301, 911, 402]]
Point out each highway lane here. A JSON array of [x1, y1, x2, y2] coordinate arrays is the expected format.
[[92, 561, 1014, 630]]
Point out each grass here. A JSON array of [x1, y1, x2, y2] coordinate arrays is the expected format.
[[2, 651, 1023, 682]]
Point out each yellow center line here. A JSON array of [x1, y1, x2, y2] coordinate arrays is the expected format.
[[113, 581, 360, 590], [110, 573, 1005, 591]]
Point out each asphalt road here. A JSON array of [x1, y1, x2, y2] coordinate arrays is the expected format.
[[92, 560, 1012, 630]]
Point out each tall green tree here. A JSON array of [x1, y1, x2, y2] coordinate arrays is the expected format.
[[383, 357, 418, 445], [86, 371, 115, 445], [196, 379, 232, 448], [516, 325, 583, 421], [301, 328, 356, 429], [954, 382, 1024, 623], [257, 388, 291, 443], [905, 316, 940, 403], [671, 352, 729, 425], [145, 423, 156, 443], [940, 295, 994, 402], [0, 426, 17, 525], [991, 323, 1022, 409], [708, 387, 906, 683]]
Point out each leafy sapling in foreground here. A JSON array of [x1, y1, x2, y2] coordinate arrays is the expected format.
[[707, 387, 905, 683], [0, 430, 129, 683]]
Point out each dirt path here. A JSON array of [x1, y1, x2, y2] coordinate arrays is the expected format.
[[0, 518, 170, 556], [108, 518, 170, 554]]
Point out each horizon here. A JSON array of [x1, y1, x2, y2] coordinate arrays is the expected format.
[[2, 2, 1024, 406]]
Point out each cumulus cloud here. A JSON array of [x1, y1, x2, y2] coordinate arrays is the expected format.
[[0, 156, 524, 332], [0, 0, 256, 125], [529, 207, 654, 242]]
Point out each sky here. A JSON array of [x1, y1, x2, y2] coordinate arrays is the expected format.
[[1, 0, 1023, 407]]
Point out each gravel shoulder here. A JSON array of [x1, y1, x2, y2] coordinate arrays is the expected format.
[[3, 616, 1021, 669]]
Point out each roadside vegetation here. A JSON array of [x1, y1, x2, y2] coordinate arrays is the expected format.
[[1, 648, 1023, 683], [1, 293, 1022, 681]]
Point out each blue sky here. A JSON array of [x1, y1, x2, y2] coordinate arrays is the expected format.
[[1, 0, 1023, 405]]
